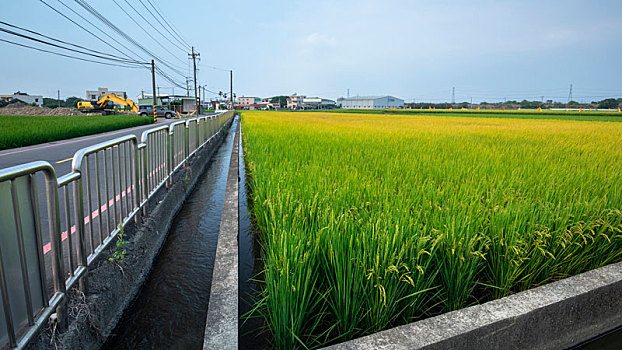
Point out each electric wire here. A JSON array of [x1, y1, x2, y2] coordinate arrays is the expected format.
[[0, 20, 141, 63], [200, 63, 230, 72], [0, 38, 143, 68], [39, 0, 148, 64], [135, 0, 189, 53], [144, 0, 191, 49], [0, 26, 145, 65], [111, 0, 186, 64], [71, 0, 187, 77], [30, 0, 205, 96]]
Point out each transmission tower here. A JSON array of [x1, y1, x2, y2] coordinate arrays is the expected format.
[[451, 86, 455, 104], [568, 83, 573, 103]]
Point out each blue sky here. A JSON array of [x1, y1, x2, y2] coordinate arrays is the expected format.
[[1, 0, 621, 103]]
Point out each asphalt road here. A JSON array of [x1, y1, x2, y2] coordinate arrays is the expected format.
[[0, 117, 181, 173]]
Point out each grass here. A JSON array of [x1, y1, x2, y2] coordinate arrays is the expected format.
[[0, 114, 153, 150], [299, 108, 622, 122], [241, 111, 622, 349]]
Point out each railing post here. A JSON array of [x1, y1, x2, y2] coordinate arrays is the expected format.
[[134, 141, 141, 223], [167, 129, 173, 187], [141, 144, 149, 214], [46, 171, 67, 329], [196, 119, 200, 150], [72, 178, 88, 294], [185, 122, 190, 162]]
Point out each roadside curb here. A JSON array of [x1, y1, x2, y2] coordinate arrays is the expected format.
[[323, 260, 622, 350]]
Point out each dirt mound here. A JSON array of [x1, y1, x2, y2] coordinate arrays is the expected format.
[[3, 101, 29, 109], [0, 104, 84, 116]]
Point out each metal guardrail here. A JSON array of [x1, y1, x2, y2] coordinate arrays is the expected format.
[[0, 111, 234, 349]]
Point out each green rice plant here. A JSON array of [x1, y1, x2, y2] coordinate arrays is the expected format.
[[0, 114, 153, 150], [241, 110, 622, 349]]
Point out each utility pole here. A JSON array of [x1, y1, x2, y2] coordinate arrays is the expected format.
[[230, 70, 233, 109], [568, 83, 573, 103], [189, 47, 200, 115], [451, 87, 455, 104], [151, 59, 157, 123], [157, 86, 160, 97], [57, 90, 61, 107], [202, 86, 206, 109], [141, 90, 145, 99], [185, 78, 190, 96]]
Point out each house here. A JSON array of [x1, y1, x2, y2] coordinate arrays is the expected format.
[[138, 94, 197, 114], [237, 96, 261, 105], [86, 88, 127, 101], [1, 92, 43, 106], [287, 94, 305, 110]]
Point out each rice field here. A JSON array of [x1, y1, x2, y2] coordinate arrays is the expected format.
[[240, 111, 622, 349], [0, 114, 153, 150]]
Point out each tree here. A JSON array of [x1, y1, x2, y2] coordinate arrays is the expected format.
[[598, 98, 619, 109], [520, 100, 543, 109], [270, 96, 289, 108], [63, 97, 82, 109], [42, 98, 61, 108], [0, 100, 7, 108]]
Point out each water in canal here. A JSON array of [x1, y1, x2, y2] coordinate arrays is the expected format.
[[102, 119, 237, 350], [574, 326, 622, 349]]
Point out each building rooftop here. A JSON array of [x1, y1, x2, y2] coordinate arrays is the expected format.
[[340, 96, 392, 101]]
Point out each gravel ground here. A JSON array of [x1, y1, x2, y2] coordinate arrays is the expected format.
[[0, 102, 84, 116]]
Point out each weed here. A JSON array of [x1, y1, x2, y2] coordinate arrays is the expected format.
[[109, 219, 129, 265]]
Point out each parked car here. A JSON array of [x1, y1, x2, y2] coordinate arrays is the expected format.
[[138, 105, 177, 119]]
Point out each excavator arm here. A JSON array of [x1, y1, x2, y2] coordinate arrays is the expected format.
[[97, 94, 139, 113], [78, 94, 139, 113]]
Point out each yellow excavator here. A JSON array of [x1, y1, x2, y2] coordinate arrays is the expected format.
[[77, 94, 139, 114]]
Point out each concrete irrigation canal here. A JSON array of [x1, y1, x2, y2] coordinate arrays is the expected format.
[[101, 118, 239, 349]]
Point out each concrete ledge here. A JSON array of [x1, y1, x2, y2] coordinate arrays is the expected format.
[[203, 119, 239, 350], [324, 261, 622, 350]]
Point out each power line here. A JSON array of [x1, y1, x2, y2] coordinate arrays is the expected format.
[[144, 0, 191, 49], [0, 20, 140, 63], [35, 0, 189, 91], [111, 0, 186, 64], [154, 64, 186, 89], [39, 0, 147, 64], [200, 63, 230, 72], [0, 26, 145, 65], [0, 38, 142, 68], [70, 0, 187, 77], [135, 0, 188, 52]]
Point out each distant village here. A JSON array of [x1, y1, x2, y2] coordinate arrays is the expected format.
[[2, 89, 621, 113]]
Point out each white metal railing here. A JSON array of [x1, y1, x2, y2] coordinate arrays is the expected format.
[[0, 111, 234, 349]]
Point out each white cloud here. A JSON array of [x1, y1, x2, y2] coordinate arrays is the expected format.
[[298, 33, 337, 48]]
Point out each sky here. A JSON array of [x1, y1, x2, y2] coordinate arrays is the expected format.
[[1, 0, 621, 103]]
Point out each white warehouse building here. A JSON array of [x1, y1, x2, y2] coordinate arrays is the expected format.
[[338, 96, 404, 109]]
